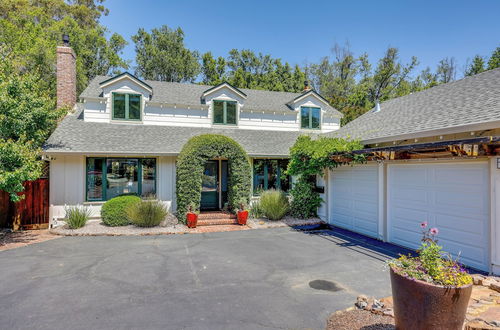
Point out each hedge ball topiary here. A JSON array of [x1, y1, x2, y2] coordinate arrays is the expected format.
[[101, 195, 141, 226]]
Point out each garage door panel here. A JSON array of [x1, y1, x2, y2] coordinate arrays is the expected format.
[[330, 165, 379, 239], [391, 187, 428, 204], [435, 214, 485, 239], [391, 167, 427, 184], [388, 162, 489, 271]]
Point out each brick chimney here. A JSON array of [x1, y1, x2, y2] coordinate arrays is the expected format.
[[56, 34, 76, 109]]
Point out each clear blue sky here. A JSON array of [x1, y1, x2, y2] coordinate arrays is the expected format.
[[101, 0, 500, 77]]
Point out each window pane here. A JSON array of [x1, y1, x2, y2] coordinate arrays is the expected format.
[[141, 158, 156, 197], [278, 160, 290, 192], [87, 158, 104, 201], [128, 94, 141, 120], [301, 107, 309, 128], [267, 160, 278, 190], [213, 101, 224, 124], [253, 160, 265, 194], [113, 94, 126, 119], [106, 159, 139, 199], [311, 108, 320, 129], [226, 101, 237, 124]]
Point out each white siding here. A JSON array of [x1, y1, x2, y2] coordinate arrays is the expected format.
[[49, 155, 178, 220], [49, 155, 86, 219], [387, 162, 490, 271], [328, 164, 379, 238], [82, 77, 340, 132]]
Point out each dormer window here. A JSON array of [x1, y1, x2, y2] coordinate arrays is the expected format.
[[213, 100, 237, 125], [112, 92, 141, 121], [300, 106, 320, 129]]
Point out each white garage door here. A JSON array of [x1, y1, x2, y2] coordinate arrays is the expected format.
[[388, 162, 490, 271], [329, 165, 379, 238]]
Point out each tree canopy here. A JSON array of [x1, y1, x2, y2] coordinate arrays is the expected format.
[[132, 25, 200, 82]]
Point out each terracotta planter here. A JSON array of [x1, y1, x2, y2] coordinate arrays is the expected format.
[[237, 210, 249, 225], [390, 267, 472, 330], [186, 212, 198, 228]]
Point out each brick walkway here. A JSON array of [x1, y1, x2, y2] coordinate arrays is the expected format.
[[187, 224, 250, 233], [0, 230, 60, 251]]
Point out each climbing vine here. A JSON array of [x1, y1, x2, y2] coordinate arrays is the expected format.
[[288, 135, 366, 177], [176, 134, 252, 221], [287, 135, 366, 218]]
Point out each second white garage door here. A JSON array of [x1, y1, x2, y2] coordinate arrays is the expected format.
[[388, 162, 490, 271], [329, 164, 379, 239]]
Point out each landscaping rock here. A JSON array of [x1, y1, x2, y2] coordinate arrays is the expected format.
[[490, 282, 500, 293]]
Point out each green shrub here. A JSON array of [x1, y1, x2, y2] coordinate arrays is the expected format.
[[249, 200, 264, 218], [259, 189, 289, 220], [101, 195, 141, 226], [176, 134, 252, 221], [65, 205, 92, 229], [289, 178, 323, 219], [127, 200, 168, 227]]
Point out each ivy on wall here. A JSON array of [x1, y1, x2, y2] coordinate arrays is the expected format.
[[287, 135, 366, 219], [176, 134, 252, 221], [287, 135, 366, 177]]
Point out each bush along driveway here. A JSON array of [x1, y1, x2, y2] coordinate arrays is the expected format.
[[0, 226, 409, 330]]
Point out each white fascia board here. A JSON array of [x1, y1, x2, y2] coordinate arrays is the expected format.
[[202, 83, 247, 99], [362, 120, 500, 145], [100, 75, 153, 94]]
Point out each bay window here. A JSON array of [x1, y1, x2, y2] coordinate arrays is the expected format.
[[86, 158, 156, 201]]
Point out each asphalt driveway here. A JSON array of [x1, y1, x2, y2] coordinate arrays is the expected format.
[[0, 226, 408, 330]]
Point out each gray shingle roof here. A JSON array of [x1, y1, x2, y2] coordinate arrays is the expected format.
[[80, 75, 342, 116], [44, 107, 306, 156], [330, 68, 500, 143]]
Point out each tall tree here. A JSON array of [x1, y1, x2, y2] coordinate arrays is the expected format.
[[465, 55, 486, 76], [369, 47, 418, 102], [0, 0, 128, 95], [0, 51, 64, 201], [201, 52, 225, 85], [488, 47, 500, 70], [133, 25, 200, 82], [436, 57, 457, 83]]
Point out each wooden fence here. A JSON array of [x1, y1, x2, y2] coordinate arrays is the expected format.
[[0, 179, 50, 230]]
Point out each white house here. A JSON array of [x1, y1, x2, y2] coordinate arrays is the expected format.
[[45, 41, 500, 274]]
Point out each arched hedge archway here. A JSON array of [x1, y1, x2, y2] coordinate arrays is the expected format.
[[176, 134, 252, 220]]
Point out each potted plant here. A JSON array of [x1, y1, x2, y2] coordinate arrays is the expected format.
[[186, 203, 199, 228], [236, 202, 249, 225], [387, 223, 473, 330]]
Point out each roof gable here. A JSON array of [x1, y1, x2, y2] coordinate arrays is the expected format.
[[201, 82, 247, 99], [289, 90, 332, 109], [99, 72, 153, 93]]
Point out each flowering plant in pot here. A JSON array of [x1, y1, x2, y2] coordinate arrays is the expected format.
[[387, 223, 473, 330], [236, 202, 249, 225], [186, 203, 199, 228]]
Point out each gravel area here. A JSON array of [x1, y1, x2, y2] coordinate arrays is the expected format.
[[247, 216, 325, 229], [51, 214, 188, 236], [327, 309, 395, 330]]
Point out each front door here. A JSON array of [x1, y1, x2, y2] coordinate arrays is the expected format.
[[201, 160, 219, 210]]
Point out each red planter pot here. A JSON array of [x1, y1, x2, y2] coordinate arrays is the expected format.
[[390, 267, 472, 330], [237, 210, 249, 225], [186, 212, 198, 228]]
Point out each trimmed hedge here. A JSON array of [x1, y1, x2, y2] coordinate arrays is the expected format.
[[101, 195, 141, 226], [176, 134, 252, 221]]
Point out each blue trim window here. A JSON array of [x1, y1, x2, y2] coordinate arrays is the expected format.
[[300, 106, 321, 129], [86, 158, 156, 201], [253, 159, 290, 194]]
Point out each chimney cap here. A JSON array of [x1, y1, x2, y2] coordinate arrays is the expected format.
[[303, 80, 312, 92], [62, 34, 70, 46]]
